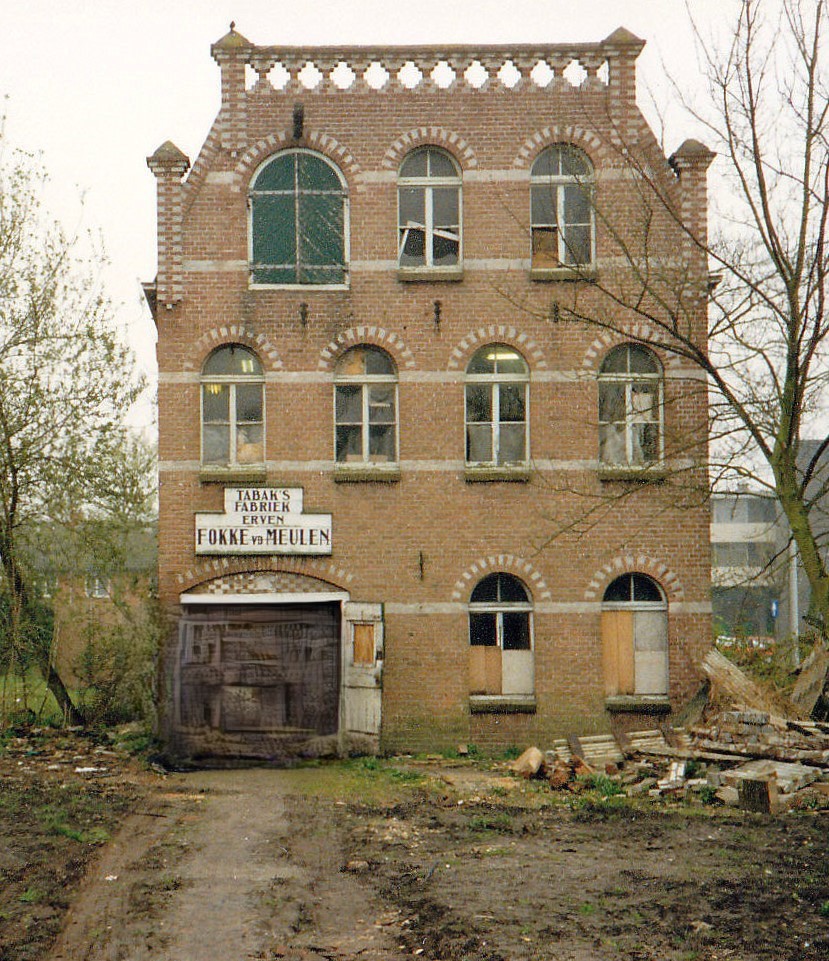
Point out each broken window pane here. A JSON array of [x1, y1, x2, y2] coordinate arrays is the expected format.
[[531, 145, 594, 268], [531, 226, 558, 267], [469, 612, 497, 646], [398, 148, 461, 269], [236, 424, 263, 464], [336, 425, 362, 461]]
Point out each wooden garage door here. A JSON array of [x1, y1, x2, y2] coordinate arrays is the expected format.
[[179, 603, 340, 737]]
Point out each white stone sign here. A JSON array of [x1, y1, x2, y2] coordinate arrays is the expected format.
[[195, 488, 332, 555]]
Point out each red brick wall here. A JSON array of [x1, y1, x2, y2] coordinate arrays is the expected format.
[[151, 31, 713, 755]]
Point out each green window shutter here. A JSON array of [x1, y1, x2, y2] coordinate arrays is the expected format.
[[251, 195, 296, 283], [298, 192, 344, 283]]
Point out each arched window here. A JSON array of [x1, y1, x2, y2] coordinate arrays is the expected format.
[[249, 150, 347, 286], [530, 145, 594, 268], [465, 345, 529, 466], [201, 345, 264, 467], [598, 344, 663, 467], [398, 147, 461, 271], [334, 346, 398, 465], [601, 573, 668, 698], [469, 573, 534, 697]]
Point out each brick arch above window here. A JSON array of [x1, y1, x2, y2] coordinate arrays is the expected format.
[[451, 555, 551, 602], [193, 325, 283, 371], [513, 125, 607, 170], [382, 128, 476, 171], [447, 325, 548, 371], [231, 132, 362, 193], [317, 325, 415, 371], [584, 555, 684, 603], [175, 557, 354, 595], [580, 330, 684, 374]]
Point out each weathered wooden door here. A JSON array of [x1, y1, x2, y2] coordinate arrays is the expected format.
[[342, 602, 383, 737], [178, 602, 341, 740]]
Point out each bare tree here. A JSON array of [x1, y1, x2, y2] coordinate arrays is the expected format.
[[0, 130, 148, 723], [528, 1, 829, 633]]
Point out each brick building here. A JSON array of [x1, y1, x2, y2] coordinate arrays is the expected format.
[[146, 26, 713, 761]]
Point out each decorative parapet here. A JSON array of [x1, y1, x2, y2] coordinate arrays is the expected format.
[[210, 25, 644, 102]]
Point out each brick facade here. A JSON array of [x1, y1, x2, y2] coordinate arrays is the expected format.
[[147, 26, 713, 760]]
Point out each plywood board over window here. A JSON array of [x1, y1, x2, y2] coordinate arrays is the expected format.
[[601, 573, 668, 698], [352, 622, 376, 665]]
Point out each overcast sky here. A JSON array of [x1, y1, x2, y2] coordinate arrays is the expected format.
[[1, 0, 732, 426]]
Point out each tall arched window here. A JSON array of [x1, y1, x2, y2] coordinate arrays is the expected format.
[[601, 573, 668, 698], [469, 573, 534, 697], [201, 345, 264, 467], [249, 150, 347, 286], [530, 145, 594, 268], [334, 346, 398, 465], [398, 147, 461, 271], [598, 344, 663, 467], [465, 345, 529, 466]]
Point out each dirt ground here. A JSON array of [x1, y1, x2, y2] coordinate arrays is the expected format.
[[1, 732, 828, 961]]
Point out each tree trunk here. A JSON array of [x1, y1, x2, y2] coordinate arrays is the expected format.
[[41, 659, 85, 727]]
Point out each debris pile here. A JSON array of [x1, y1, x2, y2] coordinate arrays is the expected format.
[[508, 648, 829, 812]]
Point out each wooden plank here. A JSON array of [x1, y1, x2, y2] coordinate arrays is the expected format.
[[469, 646, 501, 695], [602, 610, 635, 695], [352, 623, 375, 665], [567, 733, 586, 761]]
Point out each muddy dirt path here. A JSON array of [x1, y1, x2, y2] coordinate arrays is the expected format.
[[48, 770, 400, 961]]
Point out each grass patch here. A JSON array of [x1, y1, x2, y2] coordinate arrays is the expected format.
[[281, 758, 431, 803], [18, 887, 45, 904], [468, 811, 514, 832]]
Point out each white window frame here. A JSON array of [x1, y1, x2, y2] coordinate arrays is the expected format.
[[465, 345, 529, 467], [248, 148, 350, 290], [530, 145, 595, 269], [398, 147, 462, 272], [602, 574, 668, 697], [201, 346, 265, 469], [598, 345, 664, 468], [334, 347, 399, 466], [469, 573, 534, 698]]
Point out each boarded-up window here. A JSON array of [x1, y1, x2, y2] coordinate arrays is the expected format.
[[352, 623, 376, 666], [469, 573, 533, 696], [601, 574, 668, 697]]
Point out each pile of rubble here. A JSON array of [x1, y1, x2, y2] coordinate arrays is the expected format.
[[509, 649, 829, 813]]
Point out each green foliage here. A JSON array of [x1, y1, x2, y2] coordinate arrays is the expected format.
[[584, 773, 624, 798], [715, 633, 809, 694], [73, 601, 160, 726], [698, 785, 719, 806], [18, 887, 44, 904], [468, 811, 514, 832]]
